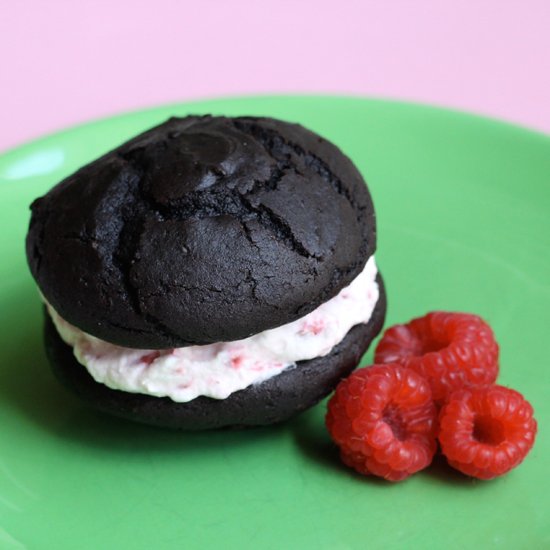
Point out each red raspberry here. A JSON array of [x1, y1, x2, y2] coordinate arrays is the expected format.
[[326, 364, 438, 481], [439, 385, 537, 479], [374, 312, 499, 403]]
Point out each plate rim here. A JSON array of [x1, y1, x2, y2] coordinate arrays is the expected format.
[[1, 94, 549, 160]]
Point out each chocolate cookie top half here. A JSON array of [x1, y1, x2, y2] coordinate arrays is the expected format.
[[27, 116, 376, 348]]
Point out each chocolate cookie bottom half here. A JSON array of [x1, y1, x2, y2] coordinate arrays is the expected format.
[[44, 276, 386, 430]]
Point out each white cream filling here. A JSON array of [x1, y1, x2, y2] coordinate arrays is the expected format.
[[46, 256, 379, 402]]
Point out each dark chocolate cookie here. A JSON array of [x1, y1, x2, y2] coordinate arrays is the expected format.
[[27, 116, 376, 348], [44, 275, 386, 430]]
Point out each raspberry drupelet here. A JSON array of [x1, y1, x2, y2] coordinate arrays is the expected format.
[[375, 312, 499, 403], [326, 364, 438, 481]]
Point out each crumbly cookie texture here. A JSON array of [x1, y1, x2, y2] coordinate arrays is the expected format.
[[27, 116, 375, 349]]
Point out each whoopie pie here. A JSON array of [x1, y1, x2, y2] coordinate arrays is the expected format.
[[26, 115, 386, 429]]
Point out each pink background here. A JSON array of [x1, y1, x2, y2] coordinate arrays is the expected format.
[[1, 0, 549, 152]]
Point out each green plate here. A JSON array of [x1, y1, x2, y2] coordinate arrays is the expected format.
[[0, 97, 548, 549]]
